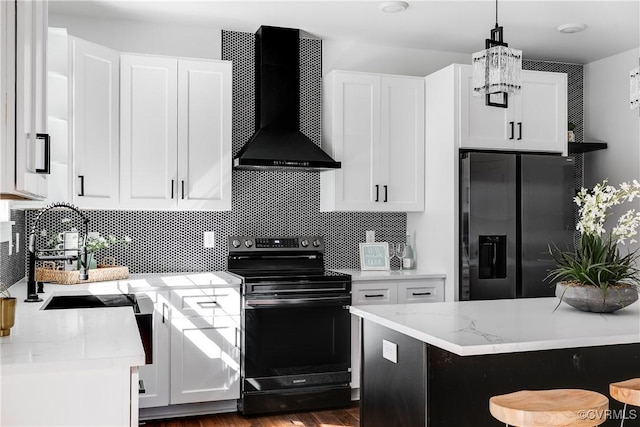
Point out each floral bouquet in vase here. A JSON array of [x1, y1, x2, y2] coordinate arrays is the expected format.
[[547, 180, 640, 312]]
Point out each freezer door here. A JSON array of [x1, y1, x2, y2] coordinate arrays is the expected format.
[[521, 155, 575, 297], [461, 152, 517, 300]]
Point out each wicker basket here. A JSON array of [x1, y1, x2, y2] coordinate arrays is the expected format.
[[35, 256, 129, 285]]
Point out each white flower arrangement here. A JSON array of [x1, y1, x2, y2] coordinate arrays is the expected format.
[[575, 179, 640, 244], [548, 179, 640, 290]]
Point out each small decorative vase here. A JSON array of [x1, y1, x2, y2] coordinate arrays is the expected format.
[[0, 297, 17, 336], [555, 282, 639, 313]]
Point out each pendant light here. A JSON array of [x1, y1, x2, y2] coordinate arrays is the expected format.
[[631, 63, 640, 110], [472, 0, 522, 108]]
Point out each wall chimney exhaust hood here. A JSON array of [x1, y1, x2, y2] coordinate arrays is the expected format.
[[233, 26, 341, 172]]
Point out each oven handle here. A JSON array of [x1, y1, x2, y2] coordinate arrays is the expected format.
[[245, 295, 351, 308]]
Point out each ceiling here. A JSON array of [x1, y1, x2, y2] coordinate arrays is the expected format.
[[49, 0, 640, 64]]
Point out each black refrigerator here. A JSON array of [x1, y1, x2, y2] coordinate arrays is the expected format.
[[460, 151, 576, 300]]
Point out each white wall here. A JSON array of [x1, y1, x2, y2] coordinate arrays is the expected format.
[[322, 39, 470, 76], [49, 13, 471, 77], [584, 46, 640, 253], [49, 14, 223, 60]]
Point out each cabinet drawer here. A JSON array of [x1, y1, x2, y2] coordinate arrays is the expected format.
[[352, 282, 398, 305], [171, 287, 241, 317], [398, 280, 444, 303]]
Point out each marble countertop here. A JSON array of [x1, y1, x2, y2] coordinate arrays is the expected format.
[[350, 297, 640, 356], [333, 269, 446, 281], [0, 271, 240, 372]]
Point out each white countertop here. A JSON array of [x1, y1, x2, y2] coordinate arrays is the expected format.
[[350, 297, 640, 356], [0, 271, 240, 372], [334, 268, 446, 281]]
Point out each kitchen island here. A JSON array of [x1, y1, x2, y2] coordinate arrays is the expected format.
[[350, 298, 640, 426]]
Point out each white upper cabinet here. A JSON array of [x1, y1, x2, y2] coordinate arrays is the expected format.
[[459, 65, 567, 154], [321, 70, 425, 212], [1, 0, 49, 199], [72, 37, 120, 208], [120, 54, 231, 211], [177, 60, 232, 211]]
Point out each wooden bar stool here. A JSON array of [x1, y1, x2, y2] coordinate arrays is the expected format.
[[489, 389, 609, 426], [610, 378, 640, 426]]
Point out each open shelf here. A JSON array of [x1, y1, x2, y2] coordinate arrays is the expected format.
[[568, 142, 608, 154]]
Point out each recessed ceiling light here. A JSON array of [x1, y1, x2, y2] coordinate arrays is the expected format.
[[379, 1, 409, 13], [557, 23, 587, 34]]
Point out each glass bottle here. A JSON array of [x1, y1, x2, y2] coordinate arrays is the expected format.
[[402, 234, 415, 270]]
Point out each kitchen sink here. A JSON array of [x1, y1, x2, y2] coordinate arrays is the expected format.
[[42, 293, 154, 365], [42, 294, 141, 312]]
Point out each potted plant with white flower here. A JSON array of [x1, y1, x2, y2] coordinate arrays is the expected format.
[[547, 179, 640, 312]]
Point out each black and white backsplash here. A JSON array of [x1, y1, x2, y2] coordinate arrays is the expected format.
[[1, 33, 584, 286]]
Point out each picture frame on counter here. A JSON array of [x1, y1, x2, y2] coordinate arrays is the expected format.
[[359, 242, 390, 271]]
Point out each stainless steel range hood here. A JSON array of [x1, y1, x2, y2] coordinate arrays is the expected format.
[[233, 26, 341, 172]]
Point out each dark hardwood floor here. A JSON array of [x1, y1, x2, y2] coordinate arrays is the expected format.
[[142, 404, 360, 427]]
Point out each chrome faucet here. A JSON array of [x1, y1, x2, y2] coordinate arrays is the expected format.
[[25, 202, 90, 303]]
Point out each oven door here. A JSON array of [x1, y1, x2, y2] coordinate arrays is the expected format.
[[242, 294, 351, 393]]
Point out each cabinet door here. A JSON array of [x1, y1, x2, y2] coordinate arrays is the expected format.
[[514, 71, 567, 154], [351, 280, 398, 390], [8, 0, 48, 199], [72, 38, 119, 208], [397, 278, 445, 303], [380, 76, 425, 211], [137, 290, 170, 408], [324, 72, 381, 211], [120, 54, 178, 209], [458, 65, 512, 150], [177, 60, 231, 210], [170, 315, 240, 404]]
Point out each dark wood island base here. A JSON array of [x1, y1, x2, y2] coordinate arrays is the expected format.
[[361, 320, 640, 427]]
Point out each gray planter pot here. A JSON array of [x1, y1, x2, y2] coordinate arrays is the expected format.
[[555, 282, 639, 313]]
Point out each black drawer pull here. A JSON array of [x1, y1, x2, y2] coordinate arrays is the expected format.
[[171, 180, 175, 199], [412, 292, 432, 296], [364, 294, 384, 298], [375, 185, 380, 202], [139, 380, 146, 394], [509, 121, 515, 140], [517, 122, 522, 140], [383, 185, 388, 202]]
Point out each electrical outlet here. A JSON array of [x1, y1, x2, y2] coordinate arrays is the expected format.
[[204, 231, 216, 248], [366, 230, 375, 243], [382, 339, 398, 363]]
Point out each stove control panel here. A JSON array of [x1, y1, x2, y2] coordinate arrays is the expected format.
[[228, 236, 325, 252]]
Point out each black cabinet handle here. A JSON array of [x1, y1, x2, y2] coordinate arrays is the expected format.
[[509, 122, 515, 140], [162, 302, 167, 324], [412, 292, 432, 296], [181, 180, 185, 199], [517, 122, 522, 140], [77, 175, 85, 197], [384, 185, 388, 202], [139, 380, 146, 394], [375, 185, 380, 202], [364, 294, 384, 298], [35, 133, 50, 174], [171, 180, 175, 199]]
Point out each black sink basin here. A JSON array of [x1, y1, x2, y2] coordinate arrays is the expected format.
[[43, 294, 141, 312]]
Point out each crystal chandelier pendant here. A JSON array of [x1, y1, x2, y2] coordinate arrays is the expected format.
[[471, 0, 522, 108], [473, 44, 522, 98], [630, 66, 640, 110]]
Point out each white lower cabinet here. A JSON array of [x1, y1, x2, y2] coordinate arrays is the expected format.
[[350, 277, 444, 390], [169, 286, 241, 404], [138, 290, 171, 408], [137, 285, 241, 409]]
